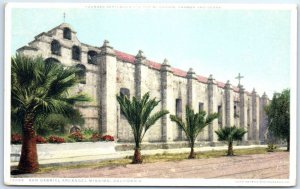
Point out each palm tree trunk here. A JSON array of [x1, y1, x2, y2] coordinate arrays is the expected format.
[[18, 112, 39, 173], [132, 143, 143, 164], [188, 142, 195, 159], [227, 141, 234, 156], [287, 137, 290, 152]]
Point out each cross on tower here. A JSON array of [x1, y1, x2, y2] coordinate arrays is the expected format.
[[235, 73, 244, 87], [63, 12, 66, 22]]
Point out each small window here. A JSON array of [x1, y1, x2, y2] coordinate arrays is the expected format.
[[51, 40, 61, 56], [72, 46, 81, 61], [234, 102, 239, 118], [120, 88, 130, 99], [218, 105, 222, 125], [75, 64, 86, 84], [119, 88, 130, 117], [63, 27, 72, 40], [247, 108, 250, 129], [176, 99, 182, 118], [88, 51, 97, 64], [198, 102, 204, 112]]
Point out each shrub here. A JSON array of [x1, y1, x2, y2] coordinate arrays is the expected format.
[[35, 114, 68, 136], [82, 128, 96, 136], [266, 143, 277, 152], [34, 110, 85, 136], [101, 135, 114, 142], [11, 120, 22, 135], [36, 135, 47, 144], [69, 131, 84, 142], [64, 137, 76, 143], [48, 136, 65, 143], [11, 133, 22, 144], [90, 133, 102, 142]]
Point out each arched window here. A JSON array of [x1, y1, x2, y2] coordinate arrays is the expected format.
[[175, 98, 182, 118], [120, 88, 130, 98], [72, 46, 81, 61], [234, 101, 239, 118], [63, 27, 72, 40], [120, 88, 130, 117], [87, 51, 97, 64], [75, 64, 86, 84], [218, 105, 222, 126], [45, 57, 60, 65], [51, 40, 61, 56], [198, 102, 204, 112]]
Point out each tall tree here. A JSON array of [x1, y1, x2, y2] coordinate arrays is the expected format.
[[215, 126, 247, 156], [11, 55, 90, 174], [116, 92, 169, 164], [265, 89, 290, 151], [170, 106, 218, 159]]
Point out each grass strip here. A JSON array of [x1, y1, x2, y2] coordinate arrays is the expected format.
[[35, 147, 284, 174]]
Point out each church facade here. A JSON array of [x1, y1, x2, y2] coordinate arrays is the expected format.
[[17, 23, 269, 144]]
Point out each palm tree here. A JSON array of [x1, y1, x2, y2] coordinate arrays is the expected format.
[[215, 126, 247, 156], [116, 92, 169, 164], [170, 106, 218, 159], [11, 55, 90, 174]]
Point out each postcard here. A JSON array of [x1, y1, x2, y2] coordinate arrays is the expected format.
[[4, 3, 297, 187]]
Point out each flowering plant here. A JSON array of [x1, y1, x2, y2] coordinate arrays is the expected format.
[[36, 135, 47, 144], [69, 131, 84, 142], [11, 133, 22, 144], [90, 133, 102, 142], [101, 135, 114, 142], [48, 136, 65, 143]]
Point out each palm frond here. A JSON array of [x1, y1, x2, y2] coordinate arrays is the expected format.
[[170, 115, 187, 134], [170, 105, 218, 145], [11, 54, 91, 124], [215, 126, 247, 142], [144, 110, 169, 133], [116, 92, 167, 146]]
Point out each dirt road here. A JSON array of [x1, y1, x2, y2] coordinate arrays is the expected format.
[[18, 152, 289, 179]]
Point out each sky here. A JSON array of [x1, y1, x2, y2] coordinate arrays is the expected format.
[[10, 6, 292, 97]]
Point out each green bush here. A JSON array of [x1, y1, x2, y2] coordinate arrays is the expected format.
[[34, 110, 85, 136], [82, 128, 96, 136], [266, 143, 277, 152], [35, 114, 68, 136], [11, 120, 22, 135]]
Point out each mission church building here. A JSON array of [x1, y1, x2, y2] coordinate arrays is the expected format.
[[17, 23, 270, 146]]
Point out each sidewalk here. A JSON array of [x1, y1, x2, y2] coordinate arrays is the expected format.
[[11, 144, 267, 168]]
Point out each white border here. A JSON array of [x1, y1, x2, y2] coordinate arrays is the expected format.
[[4, 3, 12, 186], [289, 4, 297, 186], [4, 3, 298, 10], [4, 3, 297, 187]]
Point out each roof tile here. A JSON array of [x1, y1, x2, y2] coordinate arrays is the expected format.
[[114, 49, 248, 94]]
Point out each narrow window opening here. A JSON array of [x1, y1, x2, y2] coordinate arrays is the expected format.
[[72, 46, 81, 61], [88, 51, 97, 64], [175, 99, 182, 118], [63, 27, 72, 40], [119, 88, 130, 117], [75, 64, 86, 84], [198, 102, 204, 112], [51, 40, 61, 56], [218, 105, 222, 126]]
